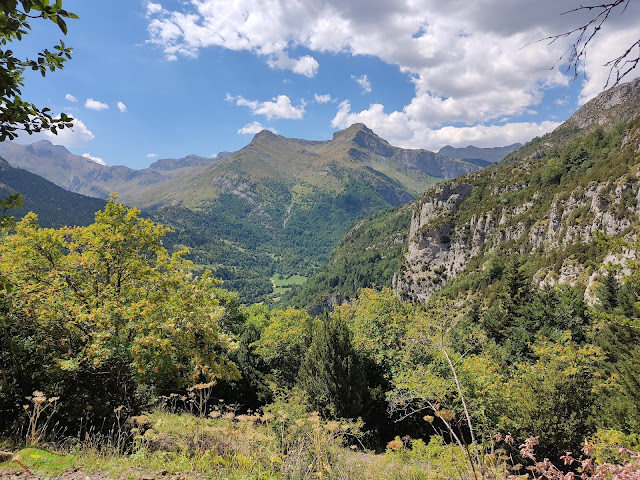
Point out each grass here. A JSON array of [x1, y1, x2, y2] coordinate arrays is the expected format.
[[270, 274, 307, 299], [3, 405, 639, 480], [0, 408, 441, 480]]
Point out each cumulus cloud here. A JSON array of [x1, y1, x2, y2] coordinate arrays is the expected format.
[[147, 0, 639, 145], [147, 153, 158, 158], [238, 121, 278, 134], [40, 117, 95, 147], [85, 98, 109, 111], [314, 93, 334, 104], [146, 2, 163, 16], [268, 53, 319, 77], [331, 100, 559, 151], [117, 101, 127, 112], [227, 94, 305, 120], [82, 153, 106, 166], [65, 93, 77, 102], [352, 74, 372, 94]]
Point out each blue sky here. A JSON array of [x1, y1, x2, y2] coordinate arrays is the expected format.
[[12, 0, 640, 169]]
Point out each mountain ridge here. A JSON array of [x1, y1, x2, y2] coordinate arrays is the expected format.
[[0, 156, 106, 227], [438, 143, 523, 163], [394, 78, 640, 305]]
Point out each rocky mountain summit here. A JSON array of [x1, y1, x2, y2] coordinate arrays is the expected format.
[[395, 78, 640, 305]]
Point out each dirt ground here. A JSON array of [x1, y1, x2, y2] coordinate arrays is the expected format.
[[0, 466, 179, 480]]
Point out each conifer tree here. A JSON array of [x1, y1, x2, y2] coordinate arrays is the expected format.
[[297, 313, 366, 419]]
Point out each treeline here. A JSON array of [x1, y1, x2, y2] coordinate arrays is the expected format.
[[1, 197, 639, 466]]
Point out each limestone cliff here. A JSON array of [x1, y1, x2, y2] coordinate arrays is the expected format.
[[395, 79, 640, 304]]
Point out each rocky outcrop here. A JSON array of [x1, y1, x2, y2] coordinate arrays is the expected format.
[[395, 165, 640, 305], [395, 79, 640, 305], [563, 78, 640, 132]]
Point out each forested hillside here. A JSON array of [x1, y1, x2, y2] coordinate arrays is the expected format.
[[0, 157, 105, 227], [1, 125, 481, 304], [283, 204, 411, 313]]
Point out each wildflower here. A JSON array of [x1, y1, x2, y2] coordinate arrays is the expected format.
[[505, 434, 514, 445], [560, 452, 574, 465], [581, 458, 594, 475], [582, 440, 594, 457], [326, 421, 340, 433], [495, 432, 503, 442], [519, 437, 539, 461]]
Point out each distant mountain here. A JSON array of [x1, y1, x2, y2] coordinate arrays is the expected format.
[[0, 140, 220, 201], [0, 156, 105, 227], [0, 125, 482, 303], [131, 124, 480, 210], [140, 124, 482, 303], [438, 143, 523, 164]]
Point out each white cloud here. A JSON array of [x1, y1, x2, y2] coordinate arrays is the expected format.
[[65, 93, 77, 102], [147, 153, 158, 158], [268, 53, 319, 77], [331, 100, 559, 151], [147, 0, 640, 145], [117, 101, 127, 112], [85, 98, 109, 111], [314, 93, 333, 104], [147, 2, 163, 15], [352, 74, 372, 94], [238, 121, 278, 134], [227, 94, 305, 120], [41, 117, 95, 147], [82, 153, 106, 166]]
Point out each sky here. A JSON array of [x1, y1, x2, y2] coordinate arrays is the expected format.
[[10, 0, 640, 169]]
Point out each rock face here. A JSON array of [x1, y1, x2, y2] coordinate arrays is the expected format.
[[395, 173, 640, 304], [394, 79, 640, 305], [563, 78, 640, 132]]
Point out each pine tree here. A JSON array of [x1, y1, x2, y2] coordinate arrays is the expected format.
[[297, 313, 366, 419]]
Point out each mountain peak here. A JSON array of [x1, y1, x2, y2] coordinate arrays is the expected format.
[[251, 129, 278, 142], [331, 123, 396, 157], [331, 123, 374, 141], [562, 77, 640, 132]]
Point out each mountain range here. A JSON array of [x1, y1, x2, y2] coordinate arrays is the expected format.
[[438, 143, 522, 164], [0, 124, 486, 303], [279, 78, 640, 311], [5, 75, 638, 309]]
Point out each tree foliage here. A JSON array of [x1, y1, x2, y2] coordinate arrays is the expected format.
[[297, 313, 366, 419], [0, 197, 239, 430], [0, 0, 77, 141]]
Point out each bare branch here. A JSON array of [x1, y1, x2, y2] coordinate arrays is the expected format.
[[525, 1, 638, 88]]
